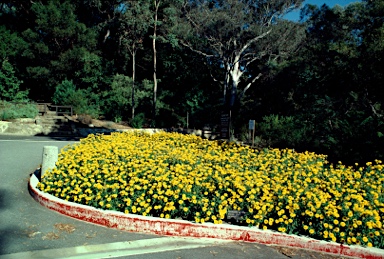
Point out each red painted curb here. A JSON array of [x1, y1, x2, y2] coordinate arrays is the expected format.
[[29, 174, 384, 259]]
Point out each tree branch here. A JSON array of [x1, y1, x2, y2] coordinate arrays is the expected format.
[[179, 40, 215, 58], [238, 29, 272, 57], [240, 73, 262, 99]]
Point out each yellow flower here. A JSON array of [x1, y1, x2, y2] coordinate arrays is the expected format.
[[37, 131, 384, 249]]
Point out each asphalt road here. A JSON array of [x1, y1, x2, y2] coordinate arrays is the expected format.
[[0, 135, 349, 259]]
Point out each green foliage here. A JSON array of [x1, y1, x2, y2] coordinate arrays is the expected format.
[[130, 112, 146, 128], [137, 79, 153, 106], [52, 79, 101, 117], [253, 85, 384, 164], [0, 100, 38, 120], [246, 1, 384, 164], [0, 25, 27, 60], [118, 0, 151, 51], [258, 114, 314, 148], [171, 0, 304, 116], [18, 0, 102, 99], [77, 51, 103, 89], [0, 60, 28, 101], [103, 74, 152, 121], [52, 79, 77, 104], [103, 74, 131, 121]]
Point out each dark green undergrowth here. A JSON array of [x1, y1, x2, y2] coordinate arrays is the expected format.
[[0, 100, 38, 120]]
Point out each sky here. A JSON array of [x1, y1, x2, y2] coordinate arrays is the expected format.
[[284, 0, 361, 21]]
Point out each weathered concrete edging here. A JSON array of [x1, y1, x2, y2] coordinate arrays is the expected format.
[[0, 121, 10, 133], [28, 173, 384, 259]]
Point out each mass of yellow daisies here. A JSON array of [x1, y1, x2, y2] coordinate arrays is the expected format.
[[37, 131, 384, 248]]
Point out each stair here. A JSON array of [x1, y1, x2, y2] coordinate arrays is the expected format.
[[35, 114, 75, 136]]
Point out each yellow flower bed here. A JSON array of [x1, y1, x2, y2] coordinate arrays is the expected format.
[[38, 131, 384, 248]]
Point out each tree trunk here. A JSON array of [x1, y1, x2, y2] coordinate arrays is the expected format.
[[132, 44, 136, 120], [223, 66, 230, 106], [229, 59, 241, 108], [228, 55, 242, 140], [152, 0, 160, 126]]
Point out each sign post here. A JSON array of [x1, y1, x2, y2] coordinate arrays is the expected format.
[[249, 120, 255, 147], [220, 113, 230, 139]]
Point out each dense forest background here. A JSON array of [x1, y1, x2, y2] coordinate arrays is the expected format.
[[1, 0, 383, 165]]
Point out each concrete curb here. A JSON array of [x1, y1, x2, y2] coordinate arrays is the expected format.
[[29, 174, 384, 259], [0, 121, 10, 133]]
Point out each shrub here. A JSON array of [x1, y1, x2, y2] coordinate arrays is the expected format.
[[130, 113, 146, 128], [53, 79, 101, 118], [0, 60, 28, 101], [258, 114, 313, 148], [0, 100, 38, 120], [102, 75, 152, 122]]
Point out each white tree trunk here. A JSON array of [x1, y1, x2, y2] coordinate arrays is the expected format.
[[132, 45, 136, 119], [229, 54, 243, 107], [152, 0, 160, 125]]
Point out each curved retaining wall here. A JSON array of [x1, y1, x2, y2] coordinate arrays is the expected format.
[[29, 174, 384, 259]]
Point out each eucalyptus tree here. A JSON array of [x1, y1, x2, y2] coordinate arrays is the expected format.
[[149, 0, 183, 125], [117, 1, 151, 119], [151, 0, 160, 124], [169, 0, 304, 137], [114, 0, 183, 125], [173, 0, 304, 110]]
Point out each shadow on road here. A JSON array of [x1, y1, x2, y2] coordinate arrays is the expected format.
[[0, 188, 24, 255], [0, 188, 8, 254], [33, 134, 82, 142]]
